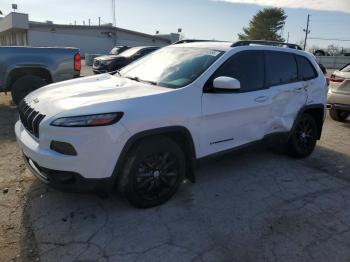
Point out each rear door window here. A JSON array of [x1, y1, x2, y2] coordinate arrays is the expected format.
[[296, 56, 318, 80], [265, 51, 298, 86]]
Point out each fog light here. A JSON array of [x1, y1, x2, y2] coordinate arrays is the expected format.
[[50, 141, 77, 156]]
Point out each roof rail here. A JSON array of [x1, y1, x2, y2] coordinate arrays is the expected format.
[[231, 40, 303, 50], [173, 39, 224, 45]]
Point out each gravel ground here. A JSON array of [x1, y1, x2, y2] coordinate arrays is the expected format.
[[1, 67, 350, 262]]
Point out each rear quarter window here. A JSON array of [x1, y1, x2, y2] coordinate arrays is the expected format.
[[265, 51, 298, 86], [296, 56, 318, 80]]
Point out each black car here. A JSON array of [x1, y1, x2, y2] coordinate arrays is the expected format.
[[92, 46, 159, 74]]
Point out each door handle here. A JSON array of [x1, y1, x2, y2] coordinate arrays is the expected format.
[[254, 96, 268, 103]]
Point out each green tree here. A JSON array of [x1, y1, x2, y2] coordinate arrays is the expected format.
[[238, 8, 287, 42]]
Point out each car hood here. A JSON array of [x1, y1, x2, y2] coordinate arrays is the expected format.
[[24, 74, 171, 117]]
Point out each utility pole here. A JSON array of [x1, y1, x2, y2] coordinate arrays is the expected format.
[[98, 17, 101, 26], [287, 32, 290, 43], [88, 18, 91, 26], [112, 0, 117, 45], [303, 14, 311, 50]]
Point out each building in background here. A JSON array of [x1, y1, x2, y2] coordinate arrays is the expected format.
[[0, 12, 180, 55]]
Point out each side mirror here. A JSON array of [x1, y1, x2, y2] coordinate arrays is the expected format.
[[213, 76, 241, 90]]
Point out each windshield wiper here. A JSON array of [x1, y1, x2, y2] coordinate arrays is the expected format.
[[138, 79, 158, 86], [124, 76, 157, 86], [124, 76, 140, 82]]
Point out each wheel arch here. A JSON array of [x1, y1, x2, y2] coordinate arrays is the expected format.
[[6, 67, 52, 90], [292, 104, 325, 140], [112, 126, 197, 185]]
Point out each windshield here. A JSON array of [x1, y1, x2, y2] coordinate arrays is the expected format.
[[110, 47, 122, 55], [118, 47, 143, 57], [119, 47, 224, 89]]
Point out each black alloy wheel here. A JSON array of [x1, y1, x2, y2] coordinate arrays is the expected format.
[[134, 152, 179, 201], [287, 114, 318, 158], [118, 136, 186, 208]]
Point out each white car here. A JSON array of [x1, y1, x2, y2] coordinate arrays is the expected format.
[[15, 40, 327, 207], [327, 63, 350, 122]]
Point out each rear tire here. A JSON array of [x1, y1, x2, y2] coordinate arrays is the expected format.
[[287, 114, 318, 158], [11, 75, 47, 105], [118, 136, 186, 208], [329, 108, 349, 122]]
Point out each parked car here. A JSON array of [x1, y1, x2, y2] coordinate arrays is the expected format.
[[0, 46, 81, 105], [328, 63, 350, 122], [15, 40, 327, 208], [92, 46, 159, 74]]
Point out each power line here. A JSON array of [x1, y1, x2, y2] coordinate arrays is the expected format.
[[309, 37, 350, 42]]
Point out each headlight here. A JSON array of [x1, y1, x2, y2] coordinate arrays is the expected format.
[[51, 112, 123, 127]]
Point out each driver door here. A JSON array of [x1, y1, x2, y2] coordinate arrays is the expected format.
[[200, 51, 275, 157]]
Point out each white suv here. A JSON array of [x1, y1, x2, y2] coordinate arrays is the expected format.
[[15, 40, 327, 208]]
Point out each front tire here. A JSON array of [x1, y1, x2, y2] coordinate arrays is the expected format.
[[11, 75, 47, 105], [118, 136, 186, 208], [329, 108, 349, 122], [287, 114, 318, 158]]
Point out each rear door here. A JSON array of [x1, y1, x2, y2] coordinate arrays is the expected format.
[[296, 55, 322, 106], [264, 51, 308, 133]]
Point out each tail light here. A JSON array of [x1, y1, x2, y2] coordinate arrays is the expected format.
[[74, 52, 81, 71], [329, 74, 344, 83]]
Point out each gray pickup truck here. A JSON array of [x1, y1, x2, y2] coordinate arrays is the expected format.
[[0, 46, 81, 104]]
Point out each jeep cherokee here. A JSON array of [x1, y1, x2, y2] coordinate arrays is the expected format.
[[15, 40, 328, 208]]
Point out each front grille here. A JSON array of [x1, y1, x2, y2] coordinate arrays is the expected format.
[[18, 100, 45, 138]]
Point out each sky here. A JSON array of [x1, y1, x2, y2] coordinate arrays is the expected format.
[[1, 0, 350, 49]]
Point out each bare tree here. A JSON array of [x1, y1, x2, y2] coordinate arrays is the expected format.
[[327, 44, 340, 56]]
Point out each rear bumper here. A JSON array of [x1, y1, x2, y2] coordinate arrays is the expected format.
[[23, 154, 114, 193], [327, 103, 350, 112], [327, 90, 350, 112], [327, 89, 350, 106]]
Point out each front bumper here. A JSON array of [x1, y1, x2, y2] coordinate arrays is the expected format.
[[23, 155, 113, 193], [93, 64, 109, 74], [93, 69, 108, 74], [15, 120, 130, 192]]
